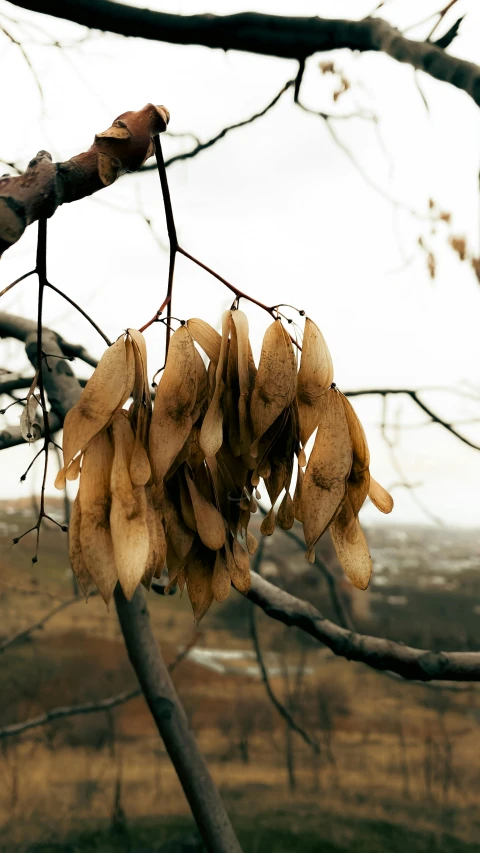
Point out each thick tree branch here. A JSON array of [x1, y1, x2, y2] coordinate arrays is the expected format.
[[0, 103, 169, 257], [10, 3, 480, 108], [0, 311, 98, 368], [115, 586, 242, 852], [247, 572, 480, 682]]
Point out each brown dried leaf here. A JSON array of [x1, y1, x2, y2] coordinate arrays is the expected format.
[[277, 490, 294, 530], [260, 507, 276, 536]]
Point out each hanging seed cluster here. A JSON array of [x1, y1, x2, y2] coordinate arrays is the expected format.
[[55, 312, 393, 620]]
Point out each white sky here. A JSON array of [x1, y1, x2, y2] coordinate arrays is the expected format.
[[1, 0, 480, 527]]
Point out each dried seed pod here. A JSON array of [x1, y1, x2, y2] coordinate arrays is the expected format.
[[369, 477, 394, 514], [69, 494, 94, 599], [212, 549, 231, 603], [231, 309, 252, 454], [246, 528, 259, 555], [297, 318, 333, 446], [20, 396, 40, 443], [185, 467, 225, 551], [149, 325, 197, 487], [78, 430, 118, 604], [250, 320, 297, 456], [330, 500, 372, 590], [56, 335, 132, 484], [277, 490, 295, 530], [260, 507, 276, 536], [200, 311, 231, 456], [302, 388, 352, 563], [187, 318, 222, 363], [185, 546, 215, 622], [66, 454, 82, 481], [230, 538, 251, 593], [293, 465, 304, 522], [191, 349, 208, 425], [143, 493, 167, 589], [110, 487, 149, 600], [110, 412, 149, 599]]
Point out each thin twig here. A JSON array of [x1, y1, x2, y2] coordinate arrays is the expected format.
[[249, 539, 319, 752], [0, 595, 80, 655], [0, 633, 198, 741]]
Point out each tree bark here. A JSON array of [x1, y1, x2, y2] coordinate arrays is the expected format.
[[11, 2, 480, 107], [0, 103, 168, 257], [115, 586, 242, 853]]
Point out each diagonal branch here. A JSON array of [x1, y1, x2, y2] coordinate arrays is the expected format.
[[10, 3, 480, 109], [247, 571, 480, 682]]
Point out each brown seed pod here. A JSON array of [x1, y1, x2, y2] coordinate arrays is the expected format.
[[277, 490, 295, 530], [230, 538, 251, 593], [185, 466, 225, 551], [185, 546, 215, 622], [212, 549, 231, 603], [200, 311, 231, 457], [78, 429, 118, 604], [149, 325, 197, 487], [260, 507, 276, 536], [330, 499, 373, 590], [56, 335, 132, 485], [301, 388, 352, 563], [68, 495, 94, 599], [369, 477, 394, 514], [250, 319, 297, 456], [187, 318, 222, 363], [297, 318, 334, 447]]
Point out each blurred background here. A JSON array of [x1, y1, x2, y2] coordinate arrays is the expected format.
[[1, 1, 480, 851]]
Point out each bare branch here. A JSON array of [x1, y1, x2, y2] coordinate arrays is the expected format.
[[0, 595, 80, 655], [248, 540, 319, 751], [0, 311, 99, 368], [0, 104, 169, 257], [247, 572, 480, 682], [143, 78, 295, 172], [10, 3, 480, 109], [0, 633, 198, 742]]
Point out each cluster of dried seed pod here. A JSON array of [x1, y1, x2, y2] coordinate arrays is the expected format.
[[55, 311, 393, 620]]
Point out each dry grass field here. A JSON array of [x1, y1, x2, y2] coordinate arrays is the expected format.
[[1, 503, 480, 852]]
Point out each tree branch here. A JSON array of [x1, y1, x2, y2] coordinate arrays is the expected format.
[[0, 311, 99, 368], [247, 572, 480, 682], [0, 635, 197, 742], [0, 103, 169, 257], [10, 3, 480, 108], [0, 595, 79, 655], [115, 586, 242, 852]]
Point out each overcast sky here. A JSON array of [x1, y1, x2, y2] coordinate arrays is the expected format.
[[1, 0, 480, 528]]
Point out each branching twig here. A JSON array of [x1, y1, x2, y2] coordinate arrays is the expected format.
[[0, 634, 198, 742], [249, 539, 319, 752], [0, 595, 79, 655]]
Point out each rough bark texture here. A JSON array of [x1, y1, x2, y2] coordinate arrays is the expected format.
[[115, 586, 243, 853], [248, 571, 480, 682], [0, 103, 169, 257], [11, 2, 480, 107]]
